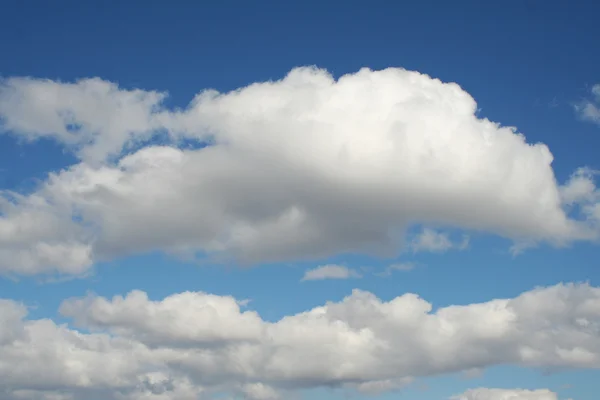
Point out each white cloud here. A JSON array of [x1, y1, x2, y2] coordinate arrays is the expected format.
[[0, 77, 165, 163], [377, 262, 415, 277], [0, 282, 592, 399], [0, 67, 599, 275], [352, 376, 414, 394], [238, 383, 281, 400], [0, 283, 598, 398], [561, 168, 599, 206], [301, 264, 361, 281], [58, 290, 265, 347], [575, 84, 600, 125], [561, 168, 600, 223], [452, 388, 558, 400], [409, 228, 470, 253]]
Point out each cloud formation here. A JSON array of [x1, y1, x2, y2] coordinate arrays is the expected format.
[[575, 84, 600, 125], [0, 67, 599, 275], [376, 262, 415, 277], [453, 388, 559, 400], [0, 282, 597, 399], [301, 264, 361, 281], [408, 228, 469, 253]]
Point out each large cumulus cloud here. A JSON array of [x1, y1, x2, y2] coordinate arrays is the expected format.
[[0, 67, 599, 275]]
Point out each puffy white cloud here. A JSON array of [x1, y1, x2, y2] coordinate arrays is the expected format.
[[238, 383, 281, 400], [0, 77, 165, 163], [453, 388, 558, 400], [575, 84, 600, 125], [2, 283, 599, 398], [59, 289, 265, 347], [408, 228, 470, 253], [0, 192, 94, 275], [561, 168, 600, 227], [0, 298, 198, 400], [1, 283, 599, 398], [301, 264, 361, 281], [0, 67, 599, 275]]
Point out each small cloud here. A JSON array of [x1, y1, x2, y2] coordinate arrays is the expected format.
[[560, 384, 572, 390], [353, 377, 414, 395], [574, 84, 600, 125], [237, 298, 252, 307], [376, 262, 415, 277], [408, 228, 469, 253], [301, 264, 361, 281], [461, 368, 484, 379], [560, 167, 599, 206]]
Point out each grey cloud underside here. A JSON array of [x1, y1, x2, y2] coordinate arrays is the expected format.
[[0, 283, 598, 399], [0, 67, 599, 275]]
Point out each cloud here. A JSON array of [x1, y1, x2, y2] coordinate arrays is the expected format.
[[0, 77, 166, 163], [575, 84, 600, 125], [59, 290, 265, 347], [0, 282, 594, 399], [301, 264, 361, 281], [452, 388, 558, 400], [0, 67, 599, 275], [560, 168, 600, 234], [238, 383, 281, 400], [377, 262, 415, 277], [408, 228, 470, 253]]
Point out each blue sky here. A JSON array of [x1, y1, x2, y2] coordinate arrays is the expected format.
[[0, 1, 599, 400]]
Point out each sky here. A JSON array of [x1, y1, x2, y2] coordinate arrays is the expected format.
[[0, 1, 599, 399]]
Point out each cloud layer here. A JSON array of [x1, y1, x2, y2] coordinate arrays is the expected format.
[[1, 67, 599, 275], [0, 283, 597, 399]]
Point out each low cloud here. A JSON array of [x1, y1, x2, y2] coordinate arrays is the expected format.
[[0, 67, 599, 275], [0, 282, 597, 398]]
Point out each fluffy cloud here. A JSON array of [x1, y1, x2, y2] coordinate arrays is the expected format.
[[408, 228, 469, 253], [0, 77, 165, 163], [0, 67, 599, 275], [238, 383, 281, 400], [561, 168, 600, 226], [0, 283, 595, 399], [575, 84, 600, 125], [59, 290, 265, 347], [301, 264, 361, 281], [453, 388, 558, 400]]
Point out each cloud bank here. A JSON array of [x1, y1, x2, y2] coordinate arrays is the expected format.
[[0, 283, 597, 399], [0, 67, 599, 275]]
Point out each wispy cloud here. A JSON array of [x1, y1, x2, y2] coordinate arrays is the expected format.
[[377, 262, 416, 277], [408, 228, 469, 253], [301, 264, 362, 281], [574, 84, 600, 125]]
